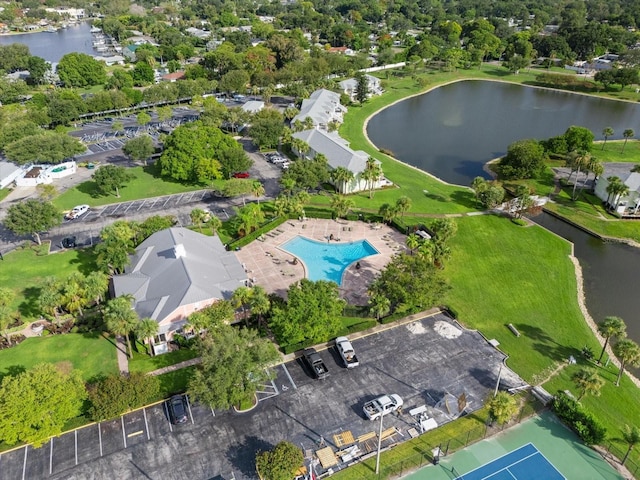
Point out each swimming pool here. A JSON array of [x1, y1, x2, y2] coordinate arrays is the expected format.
[[281, 236, 378, 285]]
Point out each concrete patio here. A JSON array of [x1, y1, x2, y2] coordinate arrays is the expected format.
[[234, 218, 408, 305]]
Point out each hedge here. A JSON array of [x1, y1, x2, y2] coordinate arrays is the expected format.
[[552, 391, 607, 445]]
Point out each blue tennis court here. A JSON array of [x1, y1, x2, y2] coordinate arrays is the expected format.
[[455, 443, 566, 480]]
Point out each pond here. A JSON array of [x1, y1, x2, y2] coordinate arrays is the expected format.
[[367, 80, 640, 350], [367, 80, 640, 187]]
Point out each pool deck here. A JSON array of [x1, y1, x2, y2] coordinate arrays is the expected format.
[[234, 218, 408, 305]]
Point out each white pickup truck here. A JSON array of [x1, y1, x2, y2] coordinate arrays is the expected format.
[[336, 336, 359, 368], [363, 394, 404, 421]]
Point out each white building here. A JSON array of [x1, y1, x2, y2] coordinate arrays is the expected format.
[[339, 74, 383, 101], [44, 7, 85, 19], [594, 163, 640, 215], [292, 129, 386, 194], [291, 89, 346, 129]]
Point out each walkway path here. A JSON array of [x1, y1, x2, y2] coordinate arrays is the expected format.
[[115, 335, 129, 374], [148, 357, 201, 376]]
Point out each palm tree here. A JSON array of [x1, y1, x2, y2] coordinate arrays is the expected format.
[[613, 339, 640, 386], [608, 179, 630, 210], [378, 203, 398, 224], [104, 295, 139, 358], [63, 272, 86, 317], [331, 195, 355, 219], [602, 127, 614, 150], [83, 271, 109, 308], [622, 425, 640, 465], [281, 177, 296, 198], [395, 196, 412, 218], [417, 241, 435, 264], [237, 203, 264, 236], [471, 177, 488, 207], [284, 106, 299, 122], [597, 316, 627, 364], [622, 129, 634, 153], [331, 166, 354, 193], [587, 157, 603, 192], [406, 233, 420, 254], [361, 157, 383, 199], [207, 214, 222, 236], [368, 293, 390, 320], [190, 208, 208, 232], [571, 151, 591, 200], [232, 286, 253, 325], [251, 180, 265, 203], [135, 318, 159, 356], [605, 176, 623, 206], [572, 368, 604, 401], [302, 116, 315, 130], [248, 286, 270, 327]]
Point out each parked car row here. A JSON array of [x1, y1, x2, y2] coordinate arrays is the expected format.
[[264, 152, 290, 169]]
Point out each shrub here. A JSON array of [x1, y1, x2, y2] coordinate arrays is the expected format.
[[552, 391, 607, 445], [87, 372, 160, 421]]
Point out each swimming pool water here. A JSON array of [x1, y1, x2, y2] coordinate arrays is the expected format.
[[281, 236, 378, 285]]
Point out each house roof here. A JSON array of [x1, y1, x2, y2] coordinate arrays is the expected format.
[[338, 74, 379, 91], [293, 129, 376, 174], [602, 164, 640, 193], [161, 71, 186, 81], [292, 89, 342, 127], [112, 228, 247, 323], [242, 100, 265, 113]]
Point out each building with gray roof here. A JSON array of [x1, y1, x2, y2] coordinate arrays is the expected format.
[[112, 227, 247, 352], [594, 163, 640, 215], [338, 74, 383, 101], [292, 129, 386, 194], [292, 89, 346, 129]]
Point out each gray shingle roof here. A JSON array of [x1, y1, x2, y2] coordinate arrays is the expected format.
[[292, 89, 342, 127], [602, 164, 640, 193], [293, 129, 374, 174], [112, 228, 247, 324]]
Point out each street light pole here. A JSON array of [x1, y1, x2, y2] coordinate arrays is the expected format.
[[375, 411, 385, 474]]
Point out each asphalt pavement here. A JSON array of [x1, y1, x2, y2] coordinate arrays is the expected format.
[[0, 313, 526, 480]]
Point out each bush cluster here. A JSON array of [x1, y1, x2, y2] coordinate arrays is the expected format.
[[552, 391, 607, 445]]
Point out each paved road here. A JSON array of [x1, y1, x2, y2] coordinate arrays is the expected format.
[[0, 313, 525, 480]]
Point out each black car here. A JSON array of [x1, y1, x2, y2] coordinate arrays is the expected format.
[[167, 395, 188, 424], [61, 236, 77, 248]]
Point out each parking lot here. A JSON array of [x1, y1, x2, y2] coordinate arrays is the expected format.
[[0, 313, 526, 480]]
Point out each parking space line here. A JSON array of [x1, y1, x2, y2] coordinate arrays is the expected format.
[[186, 396, 195, 424], [164, 402, 173, 432], [98, 423, 103, 456], [123, 203, 134, 213], [136, 200, 147, 211], [162, 196, 172, 207], [270, 376, 279, 395], [143, 408, 150, 440], [127, 431, 144, 438], [281, 364, 297, 389], [75, 430, 78, 465], [21, 445, 27, 480], [111, 204, 122, 215], [50, 438, 53, 474], [211, 407, 215, 417], [121, 416, 127, 448]]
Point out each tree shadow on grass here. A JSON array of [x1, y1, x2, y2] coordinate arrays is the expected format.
[[449, 189, 477, 209], [225, 435, 273, 478], [75, 180, 105, 198], [19, 286, 42, 318], [68, 249, 100, 276], [514, 324, 554, 344], [0, 364, 27, 383], [532, 342, 580, 363]]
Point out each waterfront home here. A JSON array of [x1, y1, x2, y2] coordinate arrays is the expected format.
[[339, 74, 383, 101], [594, 163, 640, 215], [291, 89, 346, 129]]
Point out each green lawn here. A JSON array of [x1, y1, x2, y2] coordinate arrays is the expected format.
[[443, 215, 600, 382], [54, 163, 223, 210], [0, 188, 11, 202], [595, 139, 640, 163], [544, 360, 640, 468], [0, 244, 99, 321], [129, 346, 198, 374], [156, 366, 195, 399], [0, 333, 118, 381]]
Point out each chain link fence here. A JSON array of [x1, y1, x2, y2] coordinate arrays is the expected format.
[[603, 441, 640, 478]]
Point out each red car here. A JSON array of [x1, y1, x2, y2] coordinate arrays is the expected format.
[[233, 172, 250, 178]]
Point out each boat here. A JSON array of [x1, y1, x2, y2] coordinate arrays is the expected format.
[[46, 25, 58, 32], [90, 26, 102, 33]]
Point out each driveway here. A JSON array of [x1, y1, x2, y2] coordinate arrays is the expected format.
[[0, 313, 526, 480]]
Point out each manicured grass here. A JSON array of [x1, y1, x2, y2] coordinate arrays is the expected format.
[[0, 333, 119, 381], [0, 244, 99, 321], [0, 188, 11, 202], [595, 139, 640, 163], [156, 366, 195, 398], [544, 360, 640, 468], [54, 163, 223, 210], [443, 215, 600, 382], [129, 346, 198, 374]]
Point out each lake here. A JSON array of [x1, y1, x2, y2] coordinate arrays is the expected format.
[[367, 80, 640, 350], [0, 22, 96, 63], [367, 80, 640, 187]]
